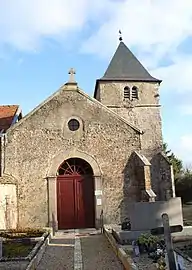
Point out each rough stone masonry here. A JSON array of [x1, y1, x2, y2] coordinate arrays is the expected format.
[[0, 40, 175, 230]]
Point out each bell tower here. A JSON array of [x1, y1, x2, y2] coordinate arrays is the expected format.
[[94, 40, 163, 158]]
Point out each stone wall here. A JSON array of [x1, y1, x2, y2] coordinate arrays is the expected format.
[[96, 81, 163, 159], [96, 81, 160, 107], [96, 81, 167, 195], [151, 152, 175, 201], [120, 152, 154, 220], [2, 85, 141, 227]]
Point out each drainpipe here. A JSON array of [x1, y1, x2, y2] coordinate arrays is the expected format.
[[0, 130, 6, 177]]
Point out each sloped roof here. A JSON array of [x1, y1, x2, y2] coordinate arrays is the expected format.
[[0, 105, 19, 132], [101, 41, 160, 82], [7, 83, 143, 135]]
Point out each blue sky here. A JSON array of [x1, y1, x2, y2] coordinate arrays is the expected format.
[[0, 0, 192, 166]]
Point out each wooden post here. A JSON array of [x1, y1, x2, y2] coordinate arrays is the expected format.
[[0, 237, 2, 258], [162, 213, 177, 270]]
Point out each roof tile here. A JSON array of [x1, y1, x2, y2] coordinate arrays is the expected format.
[[101, 41, 160, 82], [0, 105, 19, 132]]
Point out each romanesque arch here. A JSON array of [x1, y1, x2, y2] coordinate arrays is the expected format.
[[46, 149, 102, 230]]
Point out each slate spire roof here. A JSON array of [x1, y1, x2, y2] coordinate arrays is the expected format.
[[100, 41, 161, 82]]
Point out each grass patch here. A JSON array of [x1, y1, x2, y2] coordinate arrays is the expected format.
[[2, 241, 36, 258]]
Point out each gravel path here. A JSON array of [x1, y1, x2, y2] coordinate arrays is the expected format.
[[81, 233, 124, 270], [36, 231, 75, 270], [36, 229, 123, 270], [0, 261, 28, 270]]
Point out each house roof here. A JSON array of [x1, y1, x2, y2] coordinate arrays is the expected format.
[[101, 41, 161, 82], [0, 105, 20, 132]]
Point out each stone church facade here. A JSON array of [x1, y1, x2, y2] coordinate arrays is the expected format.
[[0, 41, 175, 230]]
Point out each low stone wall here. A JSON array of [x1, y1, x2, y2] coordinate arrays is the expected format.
[[0, 232, 50, 270], [26, 234, 51, 270], [104, 225, 138, 270]]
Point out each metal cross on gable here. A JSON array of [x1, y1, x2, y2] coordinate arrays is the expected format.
[[68, 68, 76, 83]]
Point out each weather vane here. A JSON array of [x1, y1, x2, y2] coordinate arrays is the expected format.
[[119, 30, 123, 41]]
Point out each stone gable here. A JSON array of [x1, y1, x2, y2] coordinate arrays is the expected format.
[[2, 85, 141, 227]]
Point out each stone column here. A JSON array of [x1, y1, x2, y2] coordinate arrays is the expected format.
[[94, 176, 103, 229], [47, 177, 58, 232]]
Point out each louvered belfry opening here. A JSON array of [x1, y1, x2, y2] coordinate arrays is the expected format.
[[132, 86, 138, 99], [124, 86, 130, 99]]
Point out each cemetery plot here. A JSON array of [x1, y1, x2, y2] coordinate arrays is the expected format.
[[0, 228, 47, 261], [2, 241, 35, 258], [174, 241, 192, 261]]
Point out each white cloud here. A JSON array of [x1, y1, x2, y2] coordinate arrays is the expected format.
[[0, 0, 91, 50], [174, 135, 192, 165], [0, 0, 192, 59], [152, 54, 192, 93], [81, 0, 192, 65], [0, 0, 118, 51]]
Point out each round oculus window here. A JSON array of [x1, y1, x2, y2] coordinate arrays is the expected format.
[[68, 119, 80, 131]]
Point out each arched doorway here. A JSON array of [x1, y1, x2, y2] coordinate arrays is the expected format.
[[57, 158, 95, 229]]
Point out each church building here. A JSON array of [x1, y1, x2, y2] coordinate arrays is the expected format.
[[0, 40, 175, 230]]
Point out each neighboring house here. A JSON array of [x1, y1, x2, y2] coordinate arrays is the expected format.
[[0, 105, 22, 133], [0, 105, 22, 229], [0, 40, 175, 231]]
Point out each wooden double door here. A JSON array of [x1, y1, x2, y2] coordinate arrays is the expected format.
[[57, 175, 95, 229]]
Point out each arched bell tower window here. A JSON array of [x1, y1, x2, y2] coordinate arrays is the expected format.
[[132, 86, 138, 99], [124, 86, 130, 99]]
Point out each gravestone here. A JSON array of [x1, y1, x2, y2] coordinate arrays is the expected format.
[[128, 198, 183, 231], [112, 198, 184, 245]]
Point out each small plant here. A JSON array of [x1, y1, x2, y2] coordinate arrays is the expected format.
[[137, 233, 160, 253], [138, 233, 159, 245]]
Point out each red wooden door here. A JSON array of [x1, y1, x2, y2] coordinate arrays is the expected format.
[[57, 176, 75, 229], [57, 158, 95, 229], [57, 175, 95, 229]]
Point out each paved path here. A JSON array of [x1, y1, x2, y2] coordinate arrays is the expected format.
[[36, 229, 123, 270]]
